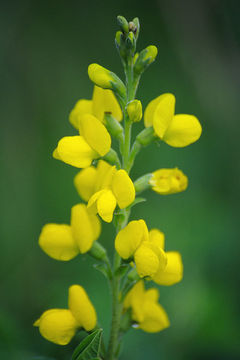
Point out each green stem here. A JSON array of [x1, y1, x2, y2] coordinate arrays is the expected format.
[[106, 252, 122, 360], [122, 120, 131, 170], [106, 55, 136, 360]]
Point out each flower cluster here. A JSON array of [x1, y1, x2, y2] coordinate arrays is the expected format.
[[35, 15, 201, 360]]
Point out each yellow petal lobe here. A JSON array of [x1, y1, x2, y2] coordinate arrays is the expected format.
[[70, 204, 101, 253], [54, 136, 98, 168], [139, 302, 170, 333], [68, 285, 97, 331], [115, 220, 148, 259], [149, 229, 165, 250], [163, 114, 202, 147], [74, 166, 97, 202], [69, 99, 93, 129], [39, 224, 79, 261], [152, 251, 183, 286], [144, 93, 174, 128], [97, 189, 117, 223], [92, 86, 122, 122], [79, 114, 111, 156], [152, 93, 176, 138], [134, 242, 160, 278], [112, 170, 135, 209], [34, 309, 78, 345]]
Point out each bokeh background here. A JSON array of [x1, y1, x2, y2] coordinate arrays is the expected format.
[[1, 0, 240, 359]]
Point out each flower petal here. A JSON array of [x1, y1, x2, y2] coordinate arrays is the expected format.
[[74, 166, 97, 202], [96, 189, 117, 223], [134, 242, 160, 278], [70, 204, 101, 253], [79, 114, 111, 156], [112, 170, 135, 209], [144, 288, 159, 303], [94, 160, 113, 191], [124, 281, 145, 323], [39, 224, 79, 261], [152, 93, 176, 138], [163, 114, 202, 147], [144, 93, 175, 129], [68, 285, 97, 331], [115, 220, 148, 259], [152, 251, 183, 286], [54, 136, 98, 168], [149, 229, 165, 250], [34, 309, 78, 345], [139, 302, 170, 333], [92, 85, 122, 122], [69, 99, 93, 129]]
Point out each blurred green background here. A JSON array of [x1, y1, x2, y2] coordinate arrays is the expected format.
[[1, 0, 240, 359]]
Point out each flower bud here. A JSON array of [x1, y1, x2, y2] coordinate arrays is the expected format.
[[127, 100, 142, 123], [134, 45, 158, 75], [117, 15, 129, 34], [105, 113, 124, 140], [88, 63, 126, 100], [126, 32, 136, 52], [115, 30, 122, 48], [132, 17, 140, 40], [149, 168, 188, 195], [89, 241, 108, 262]]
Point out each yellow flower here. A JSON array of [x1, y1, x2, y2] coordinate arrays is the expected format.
[[88, 64, 114, 89], [34, 285, 97, 345], [69, 85, 122, 130], [88, 167, 135, 222], [88, 64, 126, 97], [149, 168, 188, 195], [124, 281, 170, 333], [53, 113, 111, 168], [115, 221, 183, 284], [39, 203, 101, 260], [74, 160, 112, 202], [74, 160, 135, 223], [144, 93, 202, 147]]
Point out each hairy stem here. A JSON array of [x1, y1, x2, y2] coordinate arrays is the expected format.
[[106, 57, 135, 360], [106, 252, 122, 360]]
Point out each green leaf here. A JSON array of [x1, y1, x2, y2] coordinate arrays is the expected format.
[[72, 329, 103, 360]]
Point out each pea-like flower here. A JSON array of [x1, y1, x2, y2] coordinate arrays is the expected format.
[[88, 63, 126, 99], [115, 220, 183, 284], [74, 160, 135, 223], [34, 285, 97, 345], [144, 93, 202, 147], [39, 203, 101, 260], [69, 85, 122, 130], [53, 112, 111, 168], [150, 167, 188, 195], [124, 281, 169, 333]]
